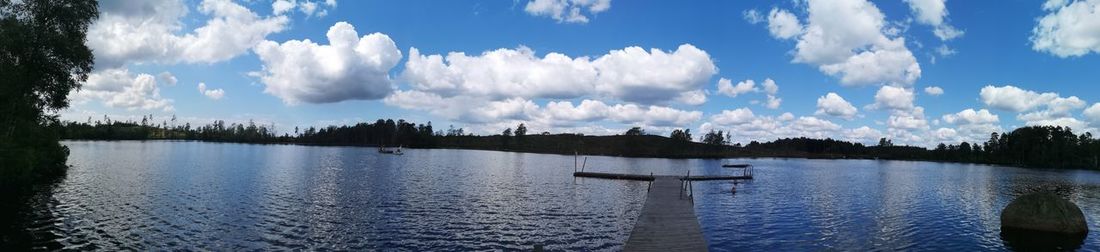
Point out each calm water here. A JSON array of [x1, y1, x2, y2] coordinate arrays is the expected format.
[[9, 141, 1100, 250]]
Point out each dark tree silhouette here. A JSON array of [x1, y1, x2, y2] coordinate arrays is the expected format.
[[670, 129, 692, 142], [1, 0, 98, 193], [624, 127, 645, 136]]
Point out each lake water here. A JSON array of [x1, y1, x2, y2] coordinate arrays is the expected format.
[[9, 141, 1100, 250]]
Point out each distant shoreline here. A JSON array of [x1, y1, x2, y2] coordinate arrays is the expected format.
[[58, 138, 1063, 170]]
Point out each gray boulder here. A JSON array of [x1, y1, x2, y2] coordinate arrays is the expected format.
[[1000, 192, 1088, 235]]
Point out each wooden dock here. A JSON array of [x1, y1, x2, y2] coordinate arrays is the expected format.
[[623, 176, 707, 251], [572, 170, 752, 251]]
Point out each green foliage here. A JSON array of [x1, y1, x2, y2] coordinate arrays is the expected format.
[[515, 123, 527, 137], [702, 130, 725, 145], [669, 129, 692, 142], [0, 0, 97, 193]]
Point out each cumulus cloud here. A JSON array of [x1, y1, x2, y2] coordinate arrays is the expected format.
[[871, 85, 915, 111], [704, 109, 864, 145], [716, 78, 757, 98], [711, 108, 756, 125], [1032, 0, 1100, 57], [923, 86, 944, 96], [764, 95, 782, 109], [70, 68, 174, 111], [272, 0, 337, 17], [524, 0, 611, 23], [383, 91, 702, 128], [815, 92, 858, 119], [716, 78, 781, 109], [904, 0, 963, 41], [765, 0, 921, 86], [887, 106, 929, 130], [939, 108, 1003, 144], [1085, 103, 1100, 125], [979, 85, 1058, 112], [254, 22, 402, 104], [980, 85, 1091, 131], [197, 82, 225, 100], [767, 8, 803, 39], [743, 9, 764, 24], [158, 72, 178, 86], [89, 0, 289, 68], [942, 108, 998, 125], [676, 90, 708, 106], [403, 44, 716, 105]]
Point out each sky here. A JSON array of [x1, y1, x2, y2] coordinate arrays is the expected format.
[[64, 0, 1100, 147]]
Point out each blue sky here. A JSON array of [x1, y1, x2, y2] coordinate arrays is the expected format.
[[66, 0, 1100, 147]]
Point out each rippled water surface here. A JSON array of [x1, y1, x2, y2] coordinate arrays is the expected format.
[[11, 141, 1100, 250]]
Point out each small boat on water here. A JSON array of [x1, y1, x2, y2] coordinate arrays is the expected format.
[[378, 145, 403, 155]]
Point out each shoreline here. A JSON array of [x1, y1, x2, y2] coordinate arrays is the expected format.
[[59, 139, 1071, 170]]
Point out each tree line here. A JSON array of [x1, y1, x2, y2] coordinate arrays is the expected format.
[[58, 116, 1100, 169]]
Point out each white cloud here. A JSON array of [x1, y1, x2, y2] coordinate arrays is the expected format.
[[384, 92, 701, 128], [1032, 0, 1100, 57], [935, 45, 957, 57], [544, 100, 611, 122], [1016, 96, 1086, 122], [761, 78, 779, 95], [923, 86, 944, 96], [1085, 103, 1100, 124], [815, 92, 858, 119], [767, 0, 921, 86], [197, 82, 225, 100], [593, 44, 717, 104], [904, 0, 963, 41], [705, 112, 850, 145], [887, 106, 929, 130], [871, 85, 915, 111], [403, 44, 716, 105], [847, 126, 884, 143], [71, 68, 174, 111], [88, 0, 289, 68], [792, 116, 843, 132], [743, 9, 764, 24], [253, 22, 402, 104], [939, 108, 1003, 144], [979, 85, 1067, 112], [942, 108, 998, 125], [608, 104, 702, 127], [980, 85, 1055, 112], [158, 72, 178, 86], [1025, 117, 1089, 131], [716, 78, 757, 98], [711, 108, 756, 126], [767, 8, 803, 40], [764, 95, 782, 109], [272, 0, 336, 17], [676, 90, 708, 106], [524, 0, 611, 24], [979, 85, 1092, 133], [716, 78, 780, 109]]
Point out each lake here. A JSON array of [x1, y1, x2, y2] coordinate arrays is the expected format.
[[8, 141, 1100, 250]]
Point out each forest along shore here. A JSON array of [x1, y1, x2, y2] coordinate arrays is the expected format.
[[58, 118, 1100, 170]]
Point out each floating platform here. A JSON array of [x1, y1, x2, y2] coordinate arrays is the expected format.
[[721, 164, 752, 168], [573, 172, 752, 181], [573, 172, 655, 181], [683, 175, 753, 181]]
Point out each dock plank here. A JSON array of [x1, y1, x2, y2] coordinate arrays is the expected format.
[[623, 177, 708, 252]]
